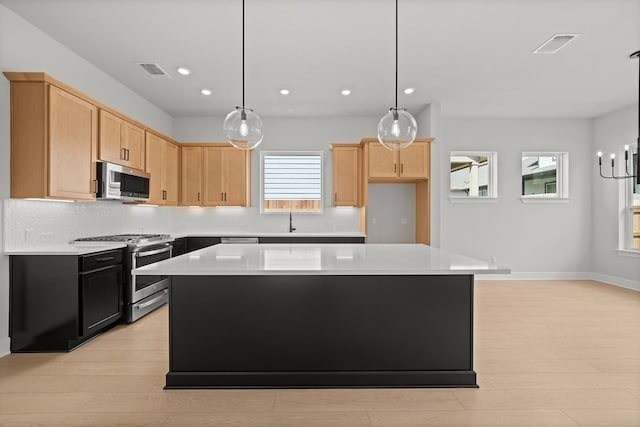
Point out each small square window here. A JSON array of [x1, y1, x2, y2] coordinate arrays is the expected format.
[[449, 151, 498, 199], [521, 152, 568, 199]]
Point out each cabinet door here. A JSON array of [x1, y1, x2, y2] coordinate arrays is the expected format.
[[368, 143, 397, 178], [180, 146, 203, 206], [98, 109, 124, 165], [332, 146, 360, 206], [123, 122, 145, 171], [163, 141, 179, 205], [224, 148, 249, 206], [202, 147, 224, 206], [80, 265, 122, 337], [399, 142, 429, 179], [48, 86, 97, 200], [145, 132, 164, 204]]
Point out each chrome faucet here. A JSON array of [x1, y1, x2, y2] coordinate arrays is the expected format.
[[289, 211, 296, 233]]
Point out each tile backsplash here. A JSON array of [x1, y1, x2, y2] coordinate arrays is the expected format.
[[2, 199, 360, 250]]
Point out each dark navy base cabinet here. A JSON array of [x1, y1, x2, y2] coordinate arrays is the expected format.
[[166, 273, 476, 389], [10, 249, 124, 352]]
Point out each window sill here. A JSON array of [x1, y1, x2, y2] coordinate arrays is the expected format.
[[520, 197, 569, 204], [449, 197, 499, 204], [616, 249, 640, 258]]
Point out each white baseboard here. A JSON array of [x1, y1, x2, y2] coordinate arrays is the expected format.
[[0, 336, 9, 358], [589, 272, 640, 291], [476, 272, 639, 291]]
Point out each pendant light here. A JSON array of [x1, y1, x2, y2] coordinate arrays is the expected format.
[[597, 50, 639, 181], [223, 0, 263, 150], [377, 0, 417, 150]]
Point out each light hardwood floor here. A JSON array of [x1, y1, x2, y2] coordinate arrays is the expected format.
[[0, 280, 639, 426]]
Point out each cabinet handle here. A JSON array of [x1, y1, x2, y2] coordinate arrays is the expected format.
[[95, 256, 115, 262], [224, 192, 227, 202], [221, 192, 224, 201], [126, 149, 130, 161], [334, 193, 337, 202], [400, 163, 404, 174], [197, 192, 200, 201], [121, 148, 126, 160], [90, 179, 97, 193], [393, 163, 397, 173]]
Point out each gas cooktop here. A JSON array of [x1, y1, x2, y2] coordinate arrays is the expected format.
[[74, 234, 173, 247]]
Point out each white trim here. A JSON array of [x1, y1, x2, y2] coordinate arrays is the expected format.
[[0, 337, 9, 358], [590, 272, 640, 292], [449, 197, 499, 204], [616, 249, 640, 258], [520, 197, 570, 204], [475, 272, 639, 292]]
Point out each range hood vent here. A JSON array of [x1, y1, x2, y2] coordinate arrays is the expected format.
[[533, 34, 579, 54], [137, 62, 171, 78]]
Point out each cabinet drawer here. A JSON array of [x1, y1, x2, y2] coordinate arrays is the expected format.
[[80, 249, 123, 271]]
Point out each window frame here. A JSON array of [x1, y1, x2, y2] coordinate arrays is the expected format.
[[260, 150, 324, 214], [520, 151, 569, 203], [620, 148, 640, 253], [448, 151, 499, 202]]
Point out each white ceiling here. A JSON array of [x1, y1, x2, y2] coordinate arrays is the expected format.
[[2, 0, 639, 119]]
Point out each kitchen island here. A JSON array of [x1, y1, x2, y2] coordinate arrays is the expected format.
[[135, 243, 509, 389]]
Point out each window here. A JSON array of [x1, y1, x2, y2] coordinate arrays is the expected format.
[[449, 151, 498, 199], [625, 149, 640, 250], [261, 152, 323, 213], [521, 152, 569, 200]]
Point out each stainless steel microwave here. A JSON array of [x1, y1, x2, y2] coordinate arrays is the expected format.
[[97, 162, 150, 202]]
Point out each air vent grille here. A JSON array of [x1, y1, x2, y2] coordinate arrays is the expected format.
[[533, 34, 579, 54], [137, 62, 171, 78]]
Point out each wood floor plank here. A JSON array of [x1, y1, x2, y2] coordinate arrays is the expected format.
[[0, 279, 638, 425]]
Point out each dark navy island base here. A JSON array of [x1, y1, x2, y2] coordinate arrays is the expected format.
[[165, 274, 477, 389]]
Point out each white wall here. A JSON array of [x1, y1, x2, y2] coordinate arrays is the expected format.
[[0, 5, 174, 356], [439, 118, 593, 275], [591, 104, 640, 289]]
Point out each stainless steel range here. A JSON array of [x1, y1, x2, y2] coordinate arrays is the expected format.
[[74, 234, 173, 322]]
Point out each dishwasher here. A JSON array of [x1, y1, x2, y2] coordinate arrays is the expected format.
[[219, 237, 259, 244]]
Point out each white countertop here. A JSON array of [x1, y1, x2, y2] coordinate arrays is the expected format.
[[4, 242, 127, 255], [134, 243, 510, 276], [171, 232, 366, 238]]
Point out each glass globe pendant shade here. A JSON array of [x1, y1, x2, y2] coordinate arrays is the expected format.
[[223, 106, 264, 150], [377, 107, 417, 150]]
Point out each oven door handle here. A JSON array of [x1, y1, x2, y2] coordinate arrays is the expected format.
[[134, 290, 168, 310], [134, 245, 172, 258]]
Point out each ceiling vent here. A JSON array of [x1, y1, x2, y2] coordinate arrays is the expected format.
[[137, 62, 172, 78], [533, 34, 579, 54]]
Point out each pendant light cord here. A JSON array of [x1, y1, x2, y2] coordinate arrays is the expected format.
[[636, 51, 639, 146], [242, 0, 245, 108], [395, 0, 398, 109]]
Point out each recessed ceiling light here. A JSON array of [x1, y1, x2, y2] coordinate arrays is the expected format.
[[341, 89, 351, 96], [280, 89, 290, 95], [177, 67, 192, 76], [403, 87, 415, 94], [200, 89, 212, 96]]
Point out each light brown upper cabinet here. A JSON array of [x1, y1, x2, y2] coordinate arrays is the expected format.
[[330, 144, 361, 207], [180, 146, 203, 206], [5, 74, 98, 200], [179, 145, 250, 207], [202, 146, 250, 207], [365, 139, 432, 181], [99, 109, 146, 171], [145, 132, 178, 205]]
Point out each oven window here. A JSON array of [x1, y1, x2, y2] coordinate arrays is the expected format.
[[117, 172, 149, 196], [134, 249, 170, 292]]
